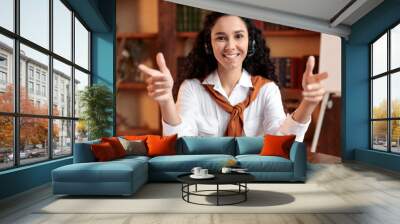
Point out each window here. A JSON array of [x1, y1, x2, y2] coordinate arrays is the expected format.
[[0, 54, 7, 86], [42, 85, 46, 97], [371, 23, 400, 154], [35, 70, 40, 81], [41, 73, 46, 82], [0, 71, 6, 84], [0, 0, 14, 32], [0, 0, 91, 170], [35, 83, 40, 95], [28, 67, 34, 80], [0, 54, 7, 67], [75, 17, 89, 70], [28, 81, 34, 94], [20, 0, 49, 49]]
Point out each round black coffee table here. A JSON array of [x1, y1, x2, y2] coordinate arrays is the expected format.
[[177, 173, 255, 206]]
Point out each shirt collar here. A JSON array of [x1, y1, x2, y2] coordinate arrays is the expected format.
[[201, 69, 253, 89]]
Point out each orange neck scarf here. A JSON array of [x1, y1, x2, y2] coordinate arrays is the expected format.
[[203, 75, 270, 136]]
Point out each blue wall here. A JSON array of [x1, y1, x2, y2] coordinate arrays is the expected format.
[[343, 0, 400, 171], [0, 0, 116, 200]]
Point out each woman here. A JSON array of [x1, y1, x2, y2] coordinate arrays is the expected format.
[[138, 12, 327, 141]]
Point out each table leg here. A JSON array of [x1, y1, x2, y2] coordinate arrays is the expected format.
[[245, 183, 247, 201], [217, 184, 219, 206]]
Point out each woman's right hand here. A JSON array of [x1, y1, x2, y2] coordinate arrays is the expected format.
[[138, 52, 174, 104]]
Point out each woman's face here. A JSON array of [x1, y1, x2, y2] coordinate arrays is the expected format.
[[210, 16, 249, 71]]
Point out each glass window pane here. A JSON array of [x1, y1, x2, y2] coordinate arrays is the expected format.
[[372, 121, 388, 151], [20, 117, 49, 165], [20, 44, 49, 115], [74, 69, 89, 118], [391, 72, 400, 118], [391, 24, 400, 70], [75, 120, 88, 143], [391, 120, 400, 153], [53, 59, 72, 117], [53, 0, 72, 60], [372, 76, 387, 119], [0, 0, 14, 31], [0, 116, 14, 170], [75, 18, 89, 70], [53, 119, 72, 158], [20, 0, 49, 49], [372, 33, 387, 76], [0, 34, 14, 112]]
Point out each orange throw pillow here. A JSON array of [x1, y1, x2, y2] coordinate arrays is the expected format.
[[259, 134, 296, 159], [91, 142, 117, 161], [101, 137, 126, 158], [146, 134, 177, 157]]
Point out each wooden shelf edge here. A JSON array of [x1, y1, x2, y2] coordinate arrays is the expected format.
[[117, 82, 147, 91], [177, 32, 198, 39], [117, 32, 158, 40], [264, 30, 320, 37]]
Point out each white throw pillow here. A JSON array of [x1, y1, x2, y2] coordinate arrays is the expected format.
[[118, 137, 147, 156]]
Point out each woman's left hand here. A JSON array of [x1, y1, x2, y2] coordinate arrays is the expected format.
[[301, 56, 328, 104]]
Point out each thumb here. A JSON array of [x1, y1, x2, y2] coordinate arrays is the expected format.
[[156, 52, 169, 74], [304, 56, 315, 76]]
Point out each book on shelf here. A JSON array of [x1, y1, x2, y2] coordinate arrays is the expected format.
[[271, 56, 319, 89], [176, 5, 209, 32]]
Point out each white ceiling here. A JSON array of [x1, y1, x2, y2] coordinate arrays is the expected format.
[[166, 0, 384, 38]]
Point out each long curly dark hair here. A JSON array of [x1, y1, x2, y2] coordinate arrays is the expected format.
[[177, 12, 276, 89]]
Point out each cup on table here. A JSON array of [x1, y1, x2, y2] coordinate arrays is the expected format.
[[191, 167, 202, 176], [199, 168, 208, 176], [221, 167, 232, 174]]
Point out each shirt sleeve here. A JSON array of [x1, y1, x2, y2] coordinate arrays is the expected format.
[[262, 83, 311, 142], [162, 80, 198, 137]]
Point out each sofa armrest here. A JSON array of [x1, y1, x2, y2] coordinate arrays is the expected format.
[[73, 140, 100, 163], [289, 141, 307, 181]]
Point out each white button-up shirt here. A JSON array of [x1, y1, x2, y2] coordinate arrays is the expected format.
[[163, 69, 310, 141]]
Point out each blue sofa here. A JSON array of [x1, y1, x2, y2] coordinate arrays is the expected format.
[[52, 136, 306, 196]]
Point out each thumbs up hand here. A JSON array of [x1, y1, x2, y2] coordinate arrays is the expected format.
[[301, 56, 328, 104], [138, 52, 174, 104]]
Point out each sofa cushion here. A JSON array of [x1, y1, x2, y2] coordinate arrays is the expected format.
[[177, 137, 235, 155], [235, 136, 263, 155], [236, 155, 293, 172], [148, 154, 235, 172], [52, 159, 147, 183]]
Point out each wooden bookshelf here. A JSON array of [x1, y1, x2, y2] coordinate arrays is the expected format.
[[177, 32, 198, 39], [264, 30, 319, 37], [117, 32, 158, 40], [116, 0, 321, 136]]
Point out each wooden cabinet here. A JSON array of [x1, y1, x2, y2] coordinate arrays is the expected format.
[[116, 0, 321, 136]]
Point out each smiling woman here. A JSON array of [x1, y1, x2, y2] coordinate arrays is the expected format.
[[138, 12, 328, 141]]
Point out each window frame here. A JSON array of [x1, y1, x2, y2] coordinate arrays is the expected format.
[[0, 0, 92, 171], [370, 20, 400, 154]]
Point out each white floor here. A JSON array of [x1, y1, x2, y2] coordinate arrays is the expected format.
[[1, 162, 400, 224]]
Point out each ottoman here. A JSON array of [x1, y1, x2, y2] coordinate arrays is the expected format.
[[52, 157, 148, 196]]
